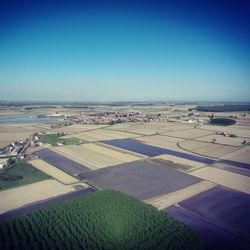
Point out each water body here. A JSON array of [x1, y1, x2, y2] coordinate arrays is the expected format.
[[0, 115, 60, 124]]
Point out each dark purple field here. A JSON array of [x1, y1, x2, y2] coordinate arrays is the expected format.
[[164, 186, 250, 250], [0, 187, 96, 221], [179, 186, 250, 239], [36, 148, 90, 176], [221, 159, 250, 170], [213, 162, 250, 177], [78, 160, 200, 200], [102, 138, 215, 164], [165, 206, 250, 250]]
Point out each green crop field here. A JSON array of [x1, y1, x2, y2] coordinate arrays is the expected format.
[[39, 134, 81, 146], [0, 190, 203, 250], [0, 161, 50, 190]]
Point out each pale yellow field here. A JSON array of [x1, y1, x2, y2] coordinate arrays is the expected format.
[[137, 135, 194, 154], [64, 129, 139, 142], [189, 167, 250, 194], [51, 145, 123, 169], [97, 142, 147, 159], [196, 134, 245, 146], [153, 154, 206, 169], [0, 132, 33, 147], [83, 143, 143, 163], [179, 140, 237, 158], [50, 124, 108, 134], [201, 124, 250, 137], [145, 181, 217, 210], [221, 147, 250, 163], [0, 180, 74, 214], [30, 159, 79, 184], [163, 128, 214, 139]]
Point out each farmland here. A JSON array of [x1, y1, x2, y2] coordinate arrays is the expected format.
[[39, 134, 81, 146], [51, 143, 144, 170], [0, 161, 50, 190], [165, 187, 250, 250], [30, 159, 79, 184], [103, 138, 215, 164], [78, 160, 200, 200], [0, 179, 75, 214], [62, 129, 138, 142], [0, 190, 203, 250], [36, 148, 89, 176]]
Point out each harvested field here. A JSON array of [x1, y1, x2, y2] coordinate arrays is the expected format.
[[103, 139, 215, 164], [51, 144, 123, 169], [137, 134, 185, 144], [0, 179, 74, 214], [50, 124, 108, 134], [179, 140, 237, 158], [36, 148, 90, 176], [0, 132, 33, 147], [213, 162, 250, 177], [165, 205, 250, 250], [153, 154, 206, 169], [163, 128, 214, 139], [146, 180, 217, 209], [30, 159, 79, 184], [179, 186, 250, 240], [189, 167, 250, 194], [63, 129, 138, 142], [196, 134, 245, 146], [83, 143, 143, 163], [222, 148, 250, 163], [78, 160, 200, 200], [201, 124, 250, 138]]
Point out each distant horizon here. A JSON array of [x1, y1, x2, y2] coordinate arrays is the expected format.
[[0, 99, 250, 104]]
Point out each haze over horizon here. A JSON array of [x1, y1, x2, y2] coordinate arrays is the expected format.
[[0, 0, 249, 102]]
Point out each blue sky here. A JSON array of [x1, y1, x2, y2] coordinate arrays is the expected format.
[[0, 0, 249, 102]]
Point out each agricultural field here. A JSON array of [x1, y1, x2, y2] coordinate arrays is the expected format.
[[39, 134, 81, 146], [36, 149, 90, 176], [212, 162, 250, 177], [63, 129, 139, 142], [162, 128, 214, 139], [221, 147, 250, 164], [179, 140, 237, 158], [195, 134, 245, 146], [153, 154, 206, 170], [50, 124, 108, 134], [78, 160, 200, 200], [30, 159, 79, 184], [146, 180, 217, 210], [0, 179, 75, 214], [0, 161, 50, 190], [165, 187, 250, 250], [52, 144, 123, 170], [0, 190, 203, 250], [103, 138, 215, 164], [0, 187, 96, 221], [201, 124, 250, 138], [189, 167, 250, 194]]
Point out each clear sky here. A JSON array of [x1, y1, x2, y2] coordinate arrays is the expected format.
[[0, 0, 249, 102]]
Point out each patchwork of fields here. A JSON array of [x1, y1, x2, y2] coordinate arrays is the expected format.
[[1, 120, 250, 249], [78, 160, 201, 200], [30, 159, 79, 184], [36, 148, 90, 176], [63, 129, 139, 142], [165, 187, 250, 250]]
